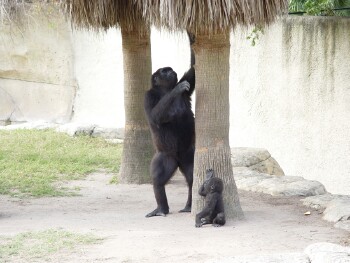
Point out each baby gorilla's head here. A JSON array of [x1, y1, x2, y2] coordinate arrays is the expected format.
[[202, 169, 224, 194]]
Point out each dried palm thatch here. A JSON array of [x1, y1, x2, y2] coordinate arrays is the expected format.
[[0, 0, 25, 22], [62, 0, 149, 32], [0, 0, 57, 23], [136, 0, 289, 34]]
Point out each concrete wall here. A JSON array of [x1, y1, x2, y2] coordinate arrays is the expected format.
[[229, 16, 350, 195], [0, 4, 76, 124], [70, 29, 124, 127], [71, 28, 190, 128]]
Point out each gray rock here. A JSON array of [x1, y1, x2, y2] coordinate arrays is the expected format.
[[56, 123, 96, 136], [249, 157, 285, 176], [302, 195, 350, 231], [304, 242, 350, 263], [233, 167, 271, 189], [334, 221, 350, 231], [231, 147, 271, 167], [231, 148, 284, 176], [233, 168, 326, 197], [323, 199, 350, 223], [92, 127, 124, 139], [205, 253, 310, 263], [301, 194, 336, 210]]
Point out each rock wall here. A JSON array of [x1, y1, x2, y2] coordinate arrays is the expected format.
[[0, 4, 76, 124], [230, 16, 350, 195]]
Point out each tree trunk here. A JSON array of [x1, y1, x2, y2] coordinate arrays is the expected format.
[[192, 32, 244, 220], [119, 27, 154, 184]]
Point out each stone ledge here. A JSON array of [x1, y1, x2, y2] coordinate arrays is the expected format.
[[233, 167, 326, 197], [302, 194, 350, 232]]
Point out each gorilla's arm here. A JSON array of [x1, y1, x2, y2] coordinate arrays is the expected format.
[[145, 81, 190, 125], [187, 31, 196, 66], [198, 183, 206, 197], [179, 67, 195, 96], [195, 193, 219, 227], [178, 31, 195, 96]]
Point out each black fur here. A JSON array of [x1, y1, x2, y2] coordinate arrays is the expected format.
[[144, 36, 195, 217], [195, 169, 226, 227]]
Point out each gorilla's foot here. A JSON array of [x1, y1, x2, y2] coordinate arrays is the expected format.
[[145, 208, 168, 218], [179, 205, 191, 213], [195, 223, 203, 228], [212, 224, 223, 227], [195, 218, 207, 228]]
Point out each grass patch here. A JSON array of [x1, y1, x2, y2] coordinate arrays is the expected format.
[[109, 175, 118, 184], [0, 229, 102, 262], [0, 129, 122, 197]]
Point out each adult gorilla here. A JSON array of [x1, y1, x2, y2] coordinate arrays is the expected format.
[[144, 57, 195, 217]]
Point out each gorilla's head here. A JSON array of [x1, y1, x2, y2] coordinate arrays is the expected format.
[[203, 177, 224, 194], [202, 169, 223, 194], [152, 67, 178, 91]]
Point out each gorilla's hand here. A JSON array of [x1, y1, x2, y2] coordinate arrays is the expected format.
[[205, 168, 215, 181], [174, 81, 190, 94]]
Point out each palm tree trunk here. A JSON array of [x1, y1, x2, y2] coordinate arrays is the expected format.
[[119, 26, 154, 184], [192, 32, 244, 219]]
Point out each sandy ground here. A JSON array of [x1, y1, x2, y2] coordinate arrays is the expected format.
[[1, 173, 349, 262]]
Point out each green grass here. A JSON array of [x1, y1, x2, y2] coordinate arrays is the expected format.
[[0, 229, 103, 262], [0, 129, 122, 197]]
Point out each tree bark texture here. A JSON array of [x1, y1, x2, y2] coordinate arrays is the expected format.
[[192, 32, 244, 219], [119, 27, 154, 184]]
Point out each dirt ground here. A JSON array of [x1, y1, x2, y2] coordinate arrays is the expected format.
[[1, 173, 349, 262]]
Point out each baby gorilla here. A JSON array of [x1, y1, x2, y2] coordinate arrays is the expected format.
[[195, 169, 226, 227]]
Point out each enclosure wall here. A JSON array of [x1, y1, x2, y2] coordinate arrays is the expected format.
[[230, 16, 350, 195], [1, 14, 349, 195]]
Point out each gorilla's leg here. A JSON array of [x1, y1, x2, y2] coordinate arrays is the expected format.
[[178, 147, 194, 213], [213, 212, 226, 227], [146, 152, 178, 217]]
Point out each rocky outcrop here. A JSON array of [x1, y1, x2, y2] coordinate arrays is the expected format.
[[231, 148, 284, 176], [302, 194, 350, 232], [233, 167, 326, 197]]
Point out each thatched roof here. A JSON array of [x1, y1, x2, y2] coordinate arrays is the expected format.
[[2, 1, 288, 33], [136, 0, 289, 34], [62, 0, 149, 32], [0, 0, 24, 22], [0, 0, 57, 23], [63, 1, 288, 34]]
